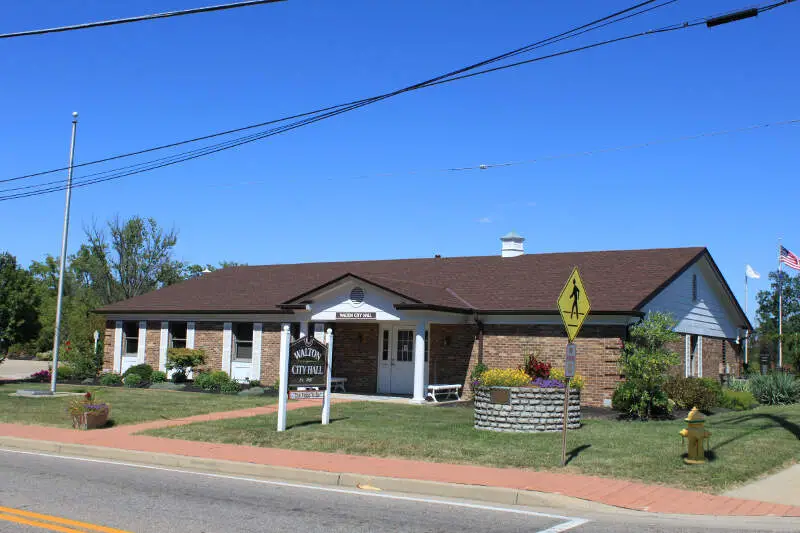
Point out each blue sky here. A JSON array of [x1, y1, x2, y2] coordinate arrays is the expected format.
[[0, 0, 797, 321]]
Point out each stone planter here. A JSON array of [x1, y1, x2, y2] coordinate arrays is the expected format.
[[71, 408, 110, 430], [474, 387, 580, 433]]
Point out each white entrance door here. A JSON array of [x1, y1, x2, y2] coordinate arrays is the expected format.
[[390, 328, 415, 394], [378, 328, 392, 393]]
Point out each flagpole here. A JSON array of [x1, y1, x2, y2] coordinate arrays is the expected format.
[[778, 240, 783, 369], [744, 271, 749, 365]]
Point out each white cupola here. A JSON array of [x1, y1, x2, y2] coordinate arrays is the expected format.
[[500, 231, 525, 258]]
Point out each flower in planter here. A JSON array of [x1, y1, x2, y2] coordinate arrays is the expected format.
[[67, 391, 111, 429], [531, 377, 566, 389]]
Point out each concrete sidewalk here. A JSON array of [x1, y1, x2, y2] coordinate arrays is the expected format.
[[725, 464, 800, 506], [1, 403, 799, 518], [0, 359, 48, 380]]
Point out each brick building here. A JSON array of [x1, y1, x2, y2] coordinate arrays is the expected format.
[[98, 234, 750, 407]]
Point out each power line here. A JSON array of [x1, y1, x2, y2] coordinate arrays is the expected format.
[[0, 0, 286, 40], [0, 0, 671, 186], [201, 118, 800, 187], [2, 1, 795, 201]]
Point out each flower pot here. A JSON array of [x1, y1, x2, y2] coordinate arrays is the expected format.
[[72, 408, 110, 430]]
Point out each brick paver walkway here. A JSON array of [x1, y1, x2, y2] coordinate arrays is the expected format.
[[1, 402, 799, 518]]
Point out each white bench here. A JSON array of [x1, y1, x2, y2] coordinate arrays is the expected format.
[[426, 384, 462, 402], [330, 377, 347, 393]]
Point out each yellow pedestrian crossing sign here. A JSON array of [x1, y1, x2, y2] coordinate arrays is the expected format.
[[557, 267, 590, 342]]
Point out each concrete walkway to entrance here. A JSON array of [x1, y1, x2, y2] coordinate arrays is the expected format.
[[1, 400, 799, 518], [725, 464, 800, 507]]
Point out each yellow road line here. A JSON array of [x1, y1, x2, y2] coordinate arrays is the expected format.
[[0, 506, 131, 533]]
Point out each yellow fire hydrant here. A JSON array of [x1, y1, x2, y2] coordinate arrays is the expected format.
[[679, 407, 711, 465]]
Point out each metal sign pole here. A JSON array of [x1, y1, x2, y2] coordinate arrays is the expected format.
[[277, 324, 289, 432], [322, 328, 333, 425], [561, 385, 570, 467]]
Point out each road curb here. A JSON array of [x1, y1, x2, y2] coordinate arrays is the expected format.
[[0, 436, 621, 514]]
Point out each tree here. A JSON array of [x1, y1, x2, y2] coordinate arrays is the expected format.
[[613, 312, 680, 419], [75, 216, 184, 305], [754, 270, 800, 369], [0, 252, 40, 353]]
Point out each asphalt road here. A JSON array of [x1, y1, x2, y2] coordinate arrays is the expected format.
[[0, 449, 798, 533]]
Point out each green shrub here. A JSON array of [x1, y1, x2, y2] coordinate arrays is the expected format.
[[64, 348, 101, 380], [727, 378, 750, 392], [615, 312, 680, 419], [194, 370, 234, 392], [123, 364, 153, 382], [171, 370, 187, 383], [470, 363, 488, 384], [720, 389, 758, 411], [150, 370, 167, 383], [166, 348, 206, 377], [124, 373, 145, 388], [663, 377, 720, 412], [247, 379, 262, 388], [749, 372, 800, 405], [35, 351, 53, 361], [56, 365, 74, 380], [99, 373, 123, 386], [193, 371, 213, 391], [612, 380, 672, 416], [220, 380, 242, 395]]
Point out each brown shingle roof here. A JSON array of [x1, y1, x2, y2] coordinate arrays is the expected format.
[[97, 247, 714, 315]]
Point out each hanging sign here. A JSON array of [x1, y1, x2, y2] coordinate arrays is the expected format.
[[289, 390, 325, 400], [288, 337, 328, 388]]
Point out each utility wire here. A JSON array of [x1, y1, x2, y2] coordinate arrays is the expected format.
[[2, 0, 794, 201], [0, 0, 286, 40], [0, 0, 670, 185]]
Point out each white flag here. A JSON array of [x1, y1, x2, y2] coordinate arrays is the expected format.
[[746, 264, 761, 279]]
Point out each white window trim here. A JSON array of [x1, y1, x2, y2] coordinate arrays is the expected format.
[[113, 321, 123, 373], [186, 321, 196, 349], [137, 321, 147, 365], [159, 322, 169, 372], [684, 335, 691, 378], [222, 322, 232, 373], [251, 323, 263, 382], [697, 336, 703, 378]]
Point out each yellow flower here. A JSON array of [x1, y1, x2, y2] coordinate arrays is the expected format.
[[549, 367, 586, 390], [479, 368, 531, 387]]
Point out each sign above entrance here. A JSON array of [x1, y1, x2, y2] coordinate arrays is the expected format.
[[288, 337, 328, 388], [557, 267, 591, 342], [335, 312, 376, 320]]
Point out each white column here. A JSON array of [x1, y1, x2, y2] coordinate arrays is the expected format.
[[684, 335, 691, 378], [158, 321, 169, 372], [322, 328, 333, 424], [277, 324, 290, 432], [411, 320, 427, 403], [299, 322, 308, 338], [137, 321, 147, 365], [251, 322, 263, 382], [698, 336, 704, 378], [186, 321, 196, 348], [222, 322, 232, 374], [113, 321, 123, 373]]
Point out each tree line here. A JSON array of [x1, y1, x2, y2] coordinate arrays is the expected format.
[[0, 215, 242, 362]]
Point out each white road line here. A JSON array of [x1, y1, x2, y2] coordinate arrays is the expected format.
[[1, 448, 588, 532]]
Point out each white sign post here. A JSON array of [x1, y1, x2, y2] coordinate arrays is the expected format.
[[277, 324, 290, 432], [322, 328, 333, 425]]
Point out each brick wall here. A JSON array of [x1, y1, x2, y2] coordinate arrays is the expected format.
[[103, 321, 115, 372], [668, 333, 742, 380], [332, 323, 379, 393], [195, 322, 224, 372], [260, 323, 282, 386], [429, 324, 477, 390], [145, 321, 160, 368], [475, 324, 626, 407]]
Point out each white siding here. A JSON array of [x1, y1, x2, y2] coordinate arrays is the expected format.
[[642, 257, 741, 339]]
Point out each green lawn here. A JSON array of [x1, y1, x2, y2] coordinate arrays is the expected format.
[[143, 401, 800, 492], [0, 383, 276, 427]]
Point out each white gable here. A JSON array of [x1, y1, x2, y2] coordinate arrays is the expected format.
[[642, 256, 743, 339], [306, 277, 412, 322]]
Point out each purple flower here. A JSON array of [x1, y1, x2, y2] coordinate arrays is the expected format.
[[531, 377, 565, 389]]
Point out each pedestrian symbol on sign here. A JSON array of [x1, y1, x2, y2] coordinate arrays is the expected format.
[[557, 267, 591, 342]]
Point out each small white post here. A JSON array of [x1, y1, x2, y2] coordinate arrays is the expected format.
[[93, 330, 99, 356], [277, 324, 290, 432], [322, 328, 333, 425]]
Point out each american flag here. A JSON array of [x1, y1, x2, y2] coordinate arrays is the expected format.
[[780, 246, 800, 271]]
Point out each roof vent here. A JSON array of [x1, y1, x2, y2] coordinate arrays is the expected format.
[[500, 231, 525, 258], [349, 286, 365, 307]]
